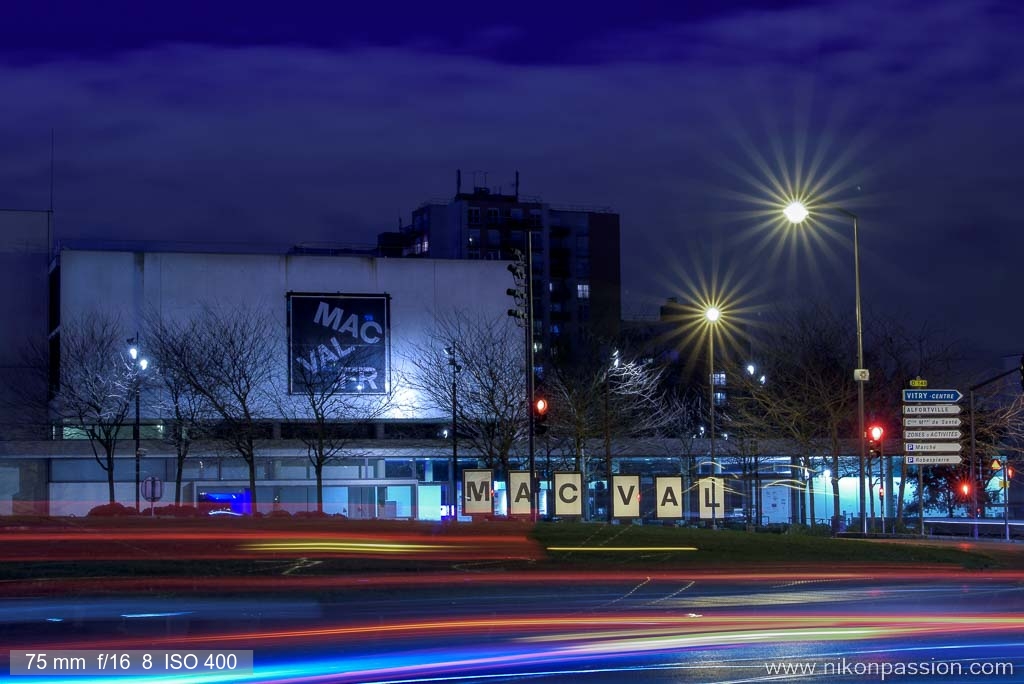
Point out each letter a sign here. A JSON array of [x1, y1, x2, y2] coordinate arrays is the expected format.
[[508, 471, 533, 516]]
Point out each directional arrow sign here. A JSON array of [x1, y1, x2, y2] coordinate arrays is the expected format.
[[904, 429, 962, 440], [906, 454, 962, 465], [902, 389, 963, 403], [903, 417, 962, 428], [902, 404, 961, 415], [905, 442, 962, 452]]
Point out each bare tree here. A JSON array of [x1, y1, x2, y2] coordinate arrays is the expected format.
[[728, 303, 857, 530], [867, 315, 966, 520], [283, 345, 393, 513], [404, 311, 527, 476], [546, 338, 672, 520], [144, 315, 214, 506], [156, 305, 279, 514], [50, 313, 136, 504]]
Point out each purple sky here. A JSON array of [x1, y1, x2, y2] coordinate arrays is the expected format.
[[1, 0, 1021, 361]]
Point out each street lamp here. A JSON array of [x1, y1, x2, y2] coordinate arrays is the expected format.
[[784, 201, 868, 535], [705, 306, 721, 529], [128, 338, 148, 512], [991, 458, 1012, 542], [445, 346, 462, 520]]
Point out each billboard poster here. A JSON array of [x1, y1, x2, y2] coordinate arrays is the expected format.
[[288, 293, 390, 395]]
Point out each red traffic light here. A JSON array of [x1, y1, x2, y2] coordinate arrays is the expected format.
[[868, 425, 884, 442], [534, 397, 548, 415], [960, 482, 970, 497]]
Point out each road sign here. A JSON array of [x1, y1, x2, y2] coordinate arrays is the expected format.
[[906, 442, 962, 452], [903, 417, 961, 428], [141, 476, 163, 502], [906, 454, 962, 465], [903, 429, 962, 440], [902, 404, 961, 415], [901, 389, 963, 403]]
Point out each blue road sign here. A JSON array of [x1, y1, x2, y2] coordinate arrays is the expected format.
[[902, 389, 963, 403]]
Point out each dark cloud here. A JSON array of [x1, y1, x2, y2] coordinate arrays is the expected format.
[[0, 0, 1021, 359]]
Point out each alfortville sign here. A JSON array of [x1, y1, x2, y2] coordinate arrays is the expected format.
[[288, 293, 390, 395]]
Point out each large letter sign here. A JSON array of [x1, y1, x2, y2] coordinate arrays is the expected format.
[[656, 476, 684, 519], [508, 471, 533, 516], [289, 293, 390, 394], [462, 469, 493, 515], [611, 475, 640, 519], [553, 472, 583, 517]]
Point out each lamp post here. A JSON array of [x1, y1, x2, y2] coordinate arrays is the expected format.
[[991, 458, 1011, 542], [705, 306, 721, 530], [784, 201, 868, 535], [445, 346, 462, 520], [128, 338, 148, 513]]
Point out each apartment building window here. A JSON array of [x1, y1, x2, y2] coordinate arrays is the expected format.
[[529, 211, 542, 227], [487, 208, 500, 224], [468, 228, 480, 247], [487, 229, 501, 245], [511, 208, 523, 220], [577, 282, 590, 299], [713, 371, 726, 387], [468, 207, 481, 225], [576, 257, 590, 278]]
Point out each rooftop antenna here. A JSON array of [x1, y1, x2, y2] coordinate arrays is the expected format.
[[48, 129, 54, 257]]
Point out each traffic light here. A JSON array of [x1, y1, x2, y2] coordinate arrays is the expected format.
[[533, 396, 549, 436], [959, 481, 971, 498], [867, 425, 883, 460], [878, 486, 884, 501]]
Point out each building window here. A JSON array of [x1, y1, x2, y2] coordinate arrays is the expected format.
[[511, 208, 523, 220], [421, 237, 429, 253], [468, 228, 480, 247], [577, 282, 590, 299], [529, 211, 542, 227], [487, 229, 501, 245], [487, 208, 500, 224], [468, 207, 481, 225], [576, 257, 590, 277], [468, 248, 480, 259], [713, 371, 726, 387], [713, 390, 727, 406]]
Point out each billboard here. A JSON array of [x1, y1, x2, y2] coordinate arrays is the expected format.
[[288, 293, 390, 394]]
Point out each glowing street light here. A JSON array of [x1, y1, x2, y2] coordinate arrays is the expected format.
[[783, 201, 809, 224], [128, 337, 148, 512], [705, 305, 722, 529], [784, 200, 868, 535]]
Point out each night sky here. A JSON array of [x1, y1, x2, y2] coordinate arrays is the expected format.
[[2, 1, 1021, 362]]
